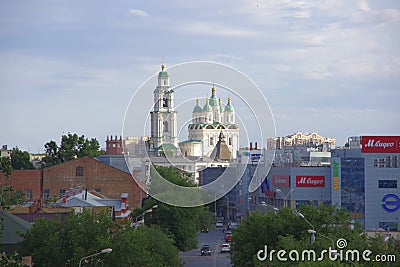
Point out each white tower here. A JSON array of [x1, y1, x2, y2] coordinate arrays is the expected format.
[[150, 62, 178, 149]]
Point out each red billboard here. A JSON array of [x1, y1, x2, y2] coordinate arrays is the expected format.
[[272, 175, 290, 187], [361, 136, 400, 153], [296, 176, 325, 187]]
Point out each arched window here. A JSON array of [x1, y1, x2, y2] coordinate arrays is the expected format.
[[163, 121, 168, 132], [163, 98, 168, 107]]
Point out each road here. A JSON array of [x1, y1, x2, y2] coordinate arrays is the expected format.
[[180, 228, 232, 267]]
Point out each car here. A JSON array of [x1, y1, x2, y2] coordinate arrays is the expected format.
[[228, 222, 239, 230], [200, 227, 209, 233], [220, 243, 231, 253], [225, 234, 232, 242], [215, 221, 224, 228], [200, 244, 211, 256]]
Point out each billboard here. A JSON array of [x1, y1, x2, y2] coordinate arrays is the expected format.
[[272, 175, 290, 187], [361, 136, 400, 153], [296, 176, 325, 187]]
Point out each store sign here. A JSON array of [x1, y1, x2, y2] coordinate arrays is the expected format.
[[272, 175, 290, 187], [362, 136, 400, 153], [332, 161, 339, 191], [382, 194, 400, 213], [296, 176, 325, 187]]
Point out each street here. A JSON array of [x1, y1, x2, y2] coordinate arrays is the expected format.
[[179, 228, 232, 267]]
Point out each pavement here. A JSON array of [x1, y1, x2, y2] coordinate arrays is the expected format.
[[179, 228, 232, 267]]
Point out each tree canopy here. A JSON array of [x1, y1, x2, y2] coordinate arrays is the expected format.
[[18, 209, 182, 267], [139, 166, 215, 251], [10, 147, 34, 170], [231, 205, 400, 267], [42, 133, 105, 166]]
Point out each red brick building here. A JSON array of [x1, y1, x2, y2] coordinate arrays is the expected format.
[[1, 157, 144, 209]]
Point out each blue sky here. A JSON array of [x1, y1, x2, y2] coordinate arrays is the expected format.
[[1, 0, 399, 152]]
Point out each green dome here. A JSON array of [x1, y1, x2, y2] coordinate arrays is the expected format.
[[209, 96, 219, 106], [158, 71, 169, 78], [203, 98, 212, 112], [224, 98, 234, 112], [193, 105, 202, 113]]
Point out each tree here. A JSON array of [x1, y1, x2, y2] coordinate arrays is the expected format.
[[43, 133, 105, 166], [10, 147, 34, 170], [107, 225, 182, 267], [19, 210, 113, 267], [141, 166, 214, 251], [18, 209, 184, 266], [230, 205, 389, 267]]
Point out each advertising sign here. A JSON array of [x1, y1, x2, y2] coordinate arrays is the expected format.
[[332, 161, 339, 191], [382, 194, 400, 213], [272, 175, 290, 187], [361, 136, 400, 153], [296, 176, 325, 187]]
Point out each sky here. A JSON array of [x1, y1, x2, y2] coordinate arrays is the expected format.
[[1, 0, 399, 153]]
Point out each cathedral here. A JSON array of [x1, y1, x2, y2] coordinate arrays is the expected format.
[[149, 62, 239, 160]]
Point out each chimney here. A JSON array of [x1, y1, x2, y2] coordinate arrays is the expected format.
[[255, 142, 258, 150], [250, 142, 253, 150]]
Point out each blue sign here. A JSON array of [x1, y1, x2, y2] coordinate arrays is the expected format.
[[382, 194, 400, 213]]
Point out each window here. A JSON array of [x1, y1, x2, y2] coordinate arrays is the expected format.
[[76, 166, 84, 177], [44, 189, 50, 200], [229, 137, 232, 146], [210, 137, 214, 146], [163, 121, 168, 132], [26, 189, 32, 199], [379, 222, 398, 231], [163, 98, 168, 107], [60, 189, 66, 197], [378, 180, 397, 189], [374, 159, 379, 168]]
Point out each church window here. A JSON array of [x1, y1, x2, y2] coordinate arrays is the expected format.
[[163, 121, 169, 132], [163, 98, 168, 107], [210, 137, 214, 146], [229, 137, 232, 146], [164, 80, 167, 85]]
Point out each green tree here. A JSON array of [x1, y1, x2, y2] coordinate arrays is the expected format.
[[107, 225, 182, 267], [10, 147, 34, 170], [141, 166, 212, 251], [43, 133, 105, 166], [19, 210, 113, 267], [231, 205, 378, 267]]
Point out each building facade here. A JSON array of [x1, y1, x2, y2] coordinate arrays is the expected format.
[[180, 87, 239, 158], [331, 136, 400, 231], [0, 157, 144, 210]]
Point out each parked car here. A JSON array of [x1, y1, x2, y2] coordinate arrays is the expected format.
[[220, 243, 231, 253], [200, 244, 211, 256], [200, 227, 209, 233], [215, 221, 223, 228]]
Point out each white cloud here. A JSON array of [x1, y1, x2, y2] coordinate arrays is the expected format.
[[182, 22, 256, 37], [358, 0, 371, 12], [128, 9, 149, 17]]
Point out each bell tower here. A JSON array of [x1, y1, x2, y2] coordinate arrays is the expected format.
[[150, 61, 178, 149]]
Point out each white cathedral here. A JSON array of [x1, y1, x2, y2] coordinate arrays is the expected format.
[[150, 62, 239, 160]]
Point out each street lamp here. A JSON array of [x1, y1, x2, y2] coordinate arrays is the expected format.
[[260, 201, 279, 214], [133, 205, 158, 228], [275, 188, 294, 208], [297, 212, 334, 249], [79, 248, 112, 267]]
